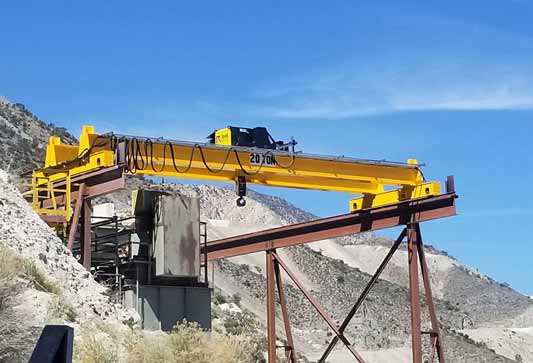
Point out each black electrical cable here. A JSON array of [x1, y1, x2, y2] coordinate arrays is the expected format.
[[273, 152, 296, 169], [265, 130, 296, 168], [117, 135, 296, 176], [70, 132, 296, 178]]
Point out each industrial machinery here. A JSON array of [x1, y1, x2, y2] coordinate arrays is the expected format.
[[29, 124, 441, 221], [71, 190, 211, 331], [26, 124, 456, 363]]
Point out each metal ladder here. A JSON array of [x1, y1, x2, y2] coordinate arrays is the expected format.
[[200, 221, 209, 285]]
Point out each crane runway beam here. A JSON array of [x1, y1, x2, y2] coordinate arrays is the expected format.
[[203, 192, 456, 260]]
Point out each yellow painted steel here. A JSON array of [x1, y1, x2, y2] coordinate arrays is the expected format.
[[348, 181, 441, 212], [29, 171, 71, 220], [31, 125, 443, 216]]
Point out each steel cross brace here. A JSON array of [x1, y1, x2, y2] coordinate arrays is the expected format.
[[318, 228, 407, 362], [266, 250, 366, 363], [316, 224, 445, 363]]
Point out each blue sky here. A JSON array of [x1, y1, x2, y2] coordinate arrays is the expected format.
[[1, 1, 532, 295]]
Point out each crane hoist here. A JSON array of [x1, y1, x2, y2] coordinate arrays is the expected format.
[[29, 125, 441, 220]]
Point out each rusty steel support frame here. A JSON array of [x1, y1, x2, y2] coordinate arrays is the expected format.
[[270, 251, 367, 363], [80, 197, 92, 269], [262, 225, 446, 363], [266, 251, 277, 362], [206, 193, 456, 363], [39, 166, 125, 210], [408, 225, 423, 363], [266, 250, 297, 363], [31, 164, 454, 360]]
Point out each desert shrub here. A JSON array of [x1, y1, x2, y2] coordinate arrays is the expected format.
[[0, 245, 27, 310], [0, 244, 60, 295], [213, 292, 227, 305], [0, 306, 40, 363], [0, 245, 25, 280], [74, 322, 129, 363], [75, 332, 119, 363], [23, 260, 61, 294], [231, 293, 242, 307], [47, 298, 77, 323], [222, 310, 260, 336], [128, 322, 265, 363], [0, 246, 41, 362]]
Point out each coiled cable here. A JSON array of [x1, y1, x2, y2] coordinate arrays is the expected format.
[[99, 134, 296, 176]]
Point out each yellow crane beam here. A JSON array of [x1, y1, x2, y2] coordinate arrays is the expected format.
[[31, 125, 442, 219]]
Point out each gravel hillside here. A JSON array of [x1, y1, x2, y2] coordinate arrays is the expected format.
[[0, 169, 138, 362]]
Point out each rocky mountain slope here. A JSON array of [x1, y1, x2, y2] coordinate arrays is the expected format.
[[0, 96, 77, 175]]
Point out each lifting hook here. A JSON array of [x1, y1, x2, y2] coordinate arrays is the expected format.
[[236, 176, 247, 207]]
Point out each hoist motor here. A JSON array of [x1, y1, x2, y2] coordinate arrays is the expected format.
[[207, 126, 297, 152]]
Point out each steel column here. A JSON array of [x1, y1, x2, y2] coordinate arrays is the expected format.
[[408, 225, 422, 363], [274, 259, 296, 363], [80, 198, 92, 269], [416, 224, 445, 363], [266, 250, 277, 363], [67, 183, 86, 250]]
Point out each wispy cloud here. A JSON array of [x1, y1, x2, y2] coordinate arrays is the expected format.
[[247, 16, 533, 119], [249, 61, 533, 119]]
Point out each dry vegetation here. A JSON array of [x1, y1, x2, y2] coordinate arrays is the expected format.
[[129, 323, 265, 363], [0, 244, 266, 362], [74, 322, 266, 363], [0, 244, 59, 362], [0, 243, 60, 295]]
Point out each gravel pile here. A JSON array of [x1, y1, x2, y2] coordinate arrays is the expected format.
[[0, 168, 136, 325]]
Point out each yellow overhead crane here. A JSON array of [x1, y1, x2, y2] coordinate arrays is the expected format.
[[30, 125, 441, 220]]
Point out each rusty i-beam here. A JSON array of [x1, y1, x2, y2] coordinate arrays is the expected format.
[[204, 189, 457, 363]]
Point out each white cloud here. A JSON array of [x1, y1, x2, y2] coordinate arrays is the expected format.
[[247, 16, 533, 119], [249, 62, 533, 119]]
